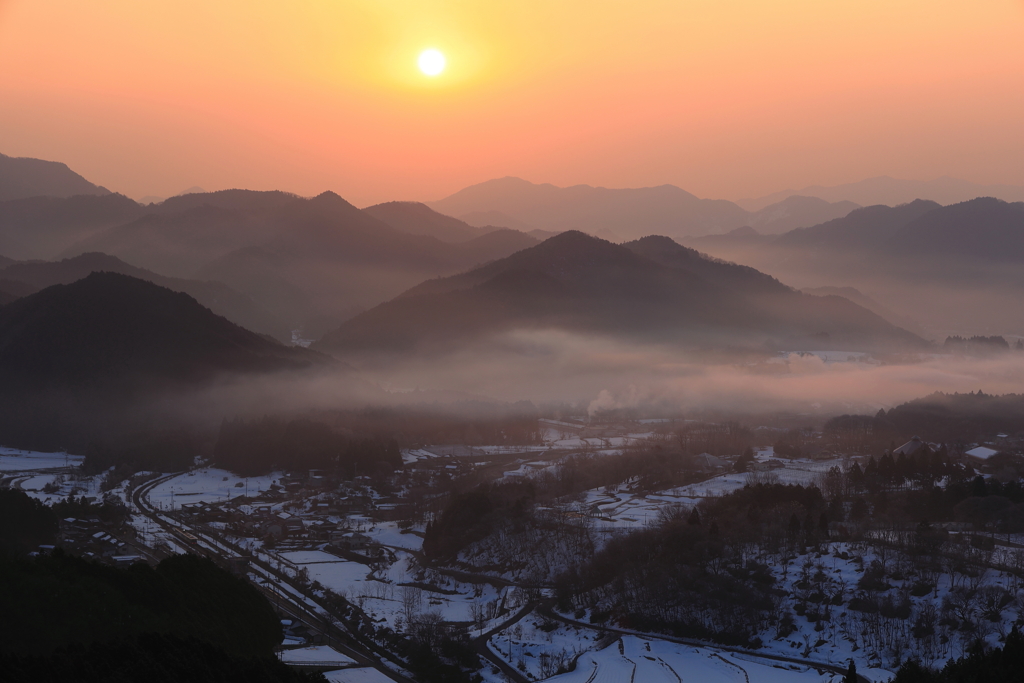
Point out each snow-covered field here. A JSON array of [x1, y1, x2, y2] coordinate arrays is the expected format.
[[322, 668, 396, 683], [0, 447, 84, 472], [146, 468, 280, 509], [278, 645, 356, 665], [496, 633, 869, 683], [581, 454, 849, 533], [553, 636, 840, 683]]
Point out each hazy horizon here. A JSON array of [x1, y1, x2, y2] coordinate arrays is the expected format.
[[2, 1, 1024, 206]]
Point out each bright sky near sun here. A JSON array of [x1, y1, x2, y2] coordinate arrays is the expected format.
[[0, 0, 1022, 204]]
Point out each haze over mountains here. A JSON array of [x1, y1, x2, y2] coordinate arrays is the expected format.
[[0, 272, 339, 451], [0, 171, 541, 339], [316, 231, 924, 361], [687, 197, 1024, 338], [427, 177, 861, 241], [738, 175, 1024, 212], [0, 150, 1023, 428], [0, 252, 290, 341]]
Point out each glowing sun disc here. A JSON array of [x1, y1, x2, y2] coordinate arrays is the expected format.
[[418, 49, 446, 76]]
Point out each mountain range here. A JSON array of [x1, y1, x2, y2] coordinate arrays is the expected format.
[[738, 176, 1024, 212], [0, 180, 540, 338], [427, 177, 860, 241], [686, 197, 1024, 338], [5, 151, 1023, 344], [315, 231, 924, 361]]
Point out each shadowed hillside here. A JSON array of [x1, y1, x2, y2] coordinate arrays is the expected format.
[[316, 231, 925, 359], [0, 253, 290, 340], [0, 272, 337, 452], [0, 193, 144, 260], [364, 200, 494, 242]]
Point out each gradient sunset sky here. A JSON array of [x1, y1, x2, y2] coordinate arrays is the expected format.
[[1, 1, 1022, 205]]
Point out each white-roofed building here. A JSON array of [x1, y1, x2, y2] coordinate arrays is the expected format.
[[966, 446, 1001, 460]]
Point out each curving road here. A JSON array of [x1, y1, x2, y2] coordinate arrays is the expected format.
[[130, 472, 414, 683]]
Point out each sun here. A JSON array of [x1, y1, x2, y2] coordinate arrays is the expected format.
[[418, 49, 446, 77]]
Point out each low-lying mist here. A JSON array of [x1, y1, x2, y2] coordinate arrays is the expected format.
[[329, 328, 1024, 417]]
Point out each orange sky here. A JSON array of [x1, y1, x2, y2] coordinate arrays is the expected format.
[[1, 0, 1022, 205]]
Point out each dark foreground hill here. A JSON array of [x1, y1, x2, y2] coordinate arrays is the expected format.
[[315, 231, 925, 360], [0, 252, 289, 340], [0, 272, 324, 388], [0, 272, 335, 451]]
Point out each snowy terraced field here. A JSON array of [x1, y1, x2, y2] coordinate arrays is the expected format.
[[583, 456, 851, 532], [546, 636, 844, 683]]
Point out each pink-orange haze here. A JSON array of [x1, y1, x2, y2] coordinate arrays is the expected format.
[[1, 0, 1022, 204]]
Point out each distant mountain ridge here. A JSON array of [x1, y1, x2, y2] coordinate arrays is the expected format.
[[738, 176, 1024, 212], [0, 188, 540, 336], [364, 201, 495, 243], [684, 197, 1024, 339], [427, 177, 859, 241], [0, 153, 110, 202]]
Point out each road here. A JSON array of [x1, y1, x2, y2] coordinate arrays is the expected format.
[[472, 600, 538, 683], [130, 472, 415, 683], [130, 471, 866, 683]]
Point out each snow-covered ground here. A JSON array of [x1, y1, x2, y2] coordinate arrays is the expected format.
[[0, 446, 84, 471], [0, 446, 99, 505], [146, 468, 280, 509], [278, 645, 356, 665], [555, 636, 841, 683], [322, 668, 396, 683], [494, 632, 873, 683], [579, 454, 849, 534]]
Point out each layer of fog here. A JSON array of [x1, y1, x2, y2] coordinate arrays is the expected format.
[[326, 329, 1024, 417], [681, 241, 1024, 340]]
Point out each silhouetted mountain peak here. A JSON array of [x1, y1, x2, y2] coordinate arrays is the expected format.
[[309, 190, 355, 208], [158, 189, 299, 213], [0, 153, 110, 202], [0, 272, 324, 389], [363, 201, 491, 243]]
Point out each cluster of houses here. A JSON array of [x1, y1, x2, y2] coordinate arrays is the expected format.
[[57, 515, 142, 565]]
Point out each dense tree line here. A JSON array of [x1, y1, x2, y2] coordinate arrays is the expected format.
[[823, 392, 1024, 452], [0, 551, 282, 658], [943, 335, 1011, 353], [554, 482, 838, 646], [214, 416, 402, 476], [0, 488, 58, 556], [893, 626, 1024, 682], [885, 392, 1024, 443], [423, 481, 535, 561]]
